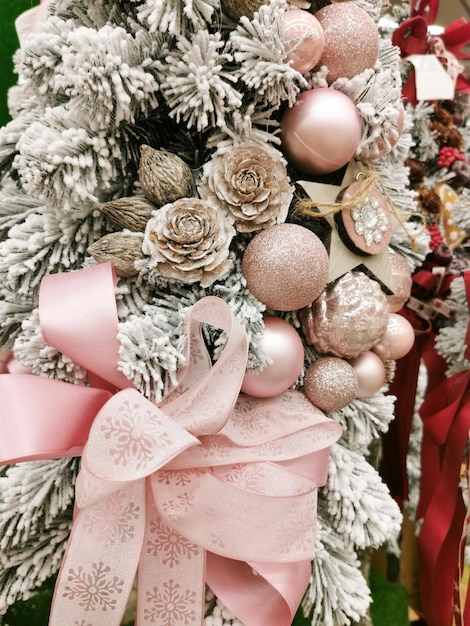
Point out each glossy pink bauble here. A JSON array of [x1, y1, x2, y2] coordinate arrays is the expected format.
[[280, 88, 362, 175], [351, 351, 386, 398], [282, 10, 325, 74], [241, 316, 305, 398], [241, 223, 329, 311], [372, 314, 415, 360], [314, 2, 380, 84]]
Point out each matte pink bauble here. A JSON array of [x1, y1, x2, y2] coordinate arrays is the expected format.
[[358, 104, 405, 161], [241, 316, 304, 398], [282, 10, 325, 74], [314, 2, 380, 84], [280, 88, 362, 175], [351, 351, 386, 399], [304, 357, 358, 411], [372, 314, 415, 360], [241, 223, 329, 311]]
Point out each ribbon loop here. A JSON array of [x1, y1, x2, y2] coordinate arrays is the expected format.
[[0, 263, 342, 626]]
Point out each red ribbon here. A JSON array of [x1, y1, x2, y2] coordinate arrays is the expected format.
[[417, 270, 470, 625]]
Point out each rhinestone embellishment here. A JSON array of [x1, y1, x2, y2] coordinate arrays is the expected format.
[[351, 195, 389, 247]]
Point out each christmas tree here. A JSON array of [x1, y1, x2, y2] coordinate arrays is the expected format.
[[0, 0, 468, 625]]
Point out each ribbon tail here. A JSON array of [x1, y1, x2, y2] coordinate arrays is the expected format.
[[137, 481, 206, 625], [49, 480, 146, 626], [206, 553, 310, 626]]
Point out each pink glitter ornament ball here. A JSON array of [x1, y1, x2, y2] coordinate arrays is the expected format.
[[282, 9, 325, 75], [314, 2, 380, 84], [372, 313, 415, 360], [241, 316, 305, 398], [280, 88, 362, 176], [304, 356, 358, 411], [351, 351, 386, 398], [241, 223, 329, 311]]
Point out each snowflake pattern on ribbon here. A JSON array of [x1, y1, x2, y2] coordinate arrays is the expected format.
[[82, 489, 140, 545], [144, 579, 197, 625], [276, 502, 316, 555], [100, 399, 171, 469], [63, 561, 124, 612], [231, 398, 270, 437], [146, 517, 200, 567]]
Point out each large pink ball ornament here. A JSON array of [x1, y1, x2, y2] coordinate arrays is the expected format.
[[351, 351, 386, 399], [372, 314, 415, 361], [282, 10, 325, 74], [241, 316, 305, 398], [304, 357, 358, 411], [280, 88, 362, 176], [241, 223, 329, 311], [314, 2, 380, 84]]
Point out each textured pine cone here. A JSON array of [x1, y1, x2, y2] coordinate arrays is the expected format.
[[139, 145, 194, 207]]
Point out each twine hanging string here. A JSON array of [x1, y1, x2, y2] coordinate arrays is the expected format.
[[295, 167, 426, 250]]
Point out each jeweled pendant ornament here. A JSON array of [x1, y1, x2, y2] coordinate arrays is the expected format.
[[335, 180, 393, 256]]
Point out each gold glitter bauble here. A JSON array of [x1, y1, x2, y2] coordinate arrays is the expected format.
[[304, 357, 358, 411], [314, 2, 380, 84], [300, 271, 389, 358], [241, 223, 329, 312]]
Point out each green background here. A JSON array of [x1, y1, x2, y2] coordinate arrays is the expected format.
[[0, 1, 38, 127]]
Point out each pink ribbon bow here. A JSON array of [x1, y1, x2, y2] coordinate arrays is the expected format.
[[0, 263, 341, 625]]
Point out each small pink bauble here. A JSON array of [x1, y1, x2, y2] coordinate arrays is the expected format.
[[280, 88, 362, 176], [372, 314, 415, 361], [241, 316, 304, 398], [241, 223, 329, 311], [351, 351, 386, 398], [314, 2, 380, 84], [282, 10, 325, 74], [386, 252, 412, 313], [304, 356, 358, 411]]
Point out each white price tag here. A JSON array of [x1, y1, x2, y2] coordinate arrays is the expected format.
[[406, 54, 455, 101]]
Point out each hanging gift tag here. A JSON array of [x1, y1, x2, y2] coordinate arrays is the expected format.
[[334, 180, 393, 257], [406, 54, 455, 101]]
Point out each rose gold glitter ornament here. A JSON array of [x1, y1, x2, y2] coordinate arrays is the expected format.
[[335, 181, 393, 256], [351, 351, 386, 398], [280, 88, 362, 176], [300, 271, 389, 358], [241, 316, 305, 397], [314, 2, 380, 84], [241, 223, 329, 311], [304, 356, 358, 411], [282, 9, 325, 75], [372, 313, 415, 361], [386, 252, 412, 313]]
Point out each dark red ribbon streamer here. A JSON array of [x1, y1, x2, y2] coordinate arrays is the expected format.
[[417, 271, 470, 625]]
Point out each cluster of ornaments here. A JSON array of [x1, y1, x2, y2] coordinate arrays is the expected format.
[[86, 1, 414, 416], [280, 2, 387, 175], [241, 234, 415, 411]]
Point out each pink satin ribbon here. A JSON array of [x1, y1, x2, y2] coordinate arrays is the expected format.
[[0, 262, 341, 625]]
